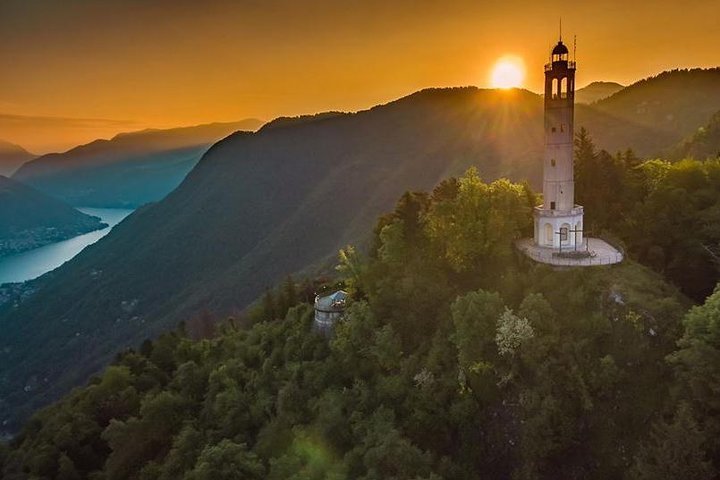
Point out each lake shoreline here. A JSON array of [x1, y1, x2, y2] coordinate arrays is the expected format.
[[0, 220, 108, 260], [0, 207, 134, 285]]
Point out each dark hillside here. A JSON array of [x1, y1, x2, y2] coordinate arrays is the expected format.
[[0, 87, 546, 428], [672, 109, 720, 160], [577, 68, 720, 155], [0, 176, 105, 257]]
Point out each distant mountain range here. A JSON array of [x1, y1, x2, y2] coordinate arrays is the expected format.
[[2, 68, 720, 431], [0, 175, 105, 258], [13, 119, 264, 207], [574, 81, 624, 104], [0, 140, 35, 177]]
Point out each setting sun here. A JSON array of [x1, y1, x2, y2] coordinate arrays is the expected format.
[[490, 56, 526, 89]]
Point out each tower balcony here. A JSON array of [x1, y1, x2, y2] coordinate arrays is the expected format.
[[545, 60, 576, 72], [534, 204, 584, 217]]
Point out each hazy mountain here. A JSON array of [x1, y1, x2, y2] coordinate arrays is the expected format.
[[13, 119, 264, 207], [0, 113, 142, 155], [3, 68, 720, 429], [672, 109, 720, 160], [0, 139, 35, 176], [576, 68, 720, 156], [0, 175, 105, 258], [574, 81, 624, 104]]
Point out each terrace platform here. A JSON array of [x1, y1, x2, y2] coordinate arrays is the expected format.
[[516, 237, 623, 267]]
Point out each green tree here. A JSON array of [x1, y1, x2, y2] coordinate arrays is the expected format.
[[450, 289, 504, 399], [57, 453, 81, 480], [424, 168, 532, 273], [629, 403, 714, 480], [184, 439, 264, 480], [495, 307, 534, 356]]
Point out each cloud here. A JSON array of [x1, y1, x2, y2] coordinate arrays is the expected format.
[[0, 113, 140, 130]]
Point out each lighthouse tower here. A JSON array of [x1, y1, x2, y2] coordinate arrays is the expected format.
[[533, 38, 584, 250], [517, 32, 622, 266]]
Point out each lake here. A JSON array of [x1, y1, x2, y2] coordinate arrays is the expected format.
[[0, 208, 134, 284]]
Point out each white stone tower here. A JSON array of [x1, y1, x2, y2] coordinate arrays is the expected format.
[[533, 38, 584, 250]]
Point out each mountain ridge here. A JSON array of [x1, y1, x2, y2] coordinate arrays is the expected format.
[[13, 119, 265, 207], [0, 140, 35, 177], [575, 81, 624, 104], [3, 68, 720, 430]]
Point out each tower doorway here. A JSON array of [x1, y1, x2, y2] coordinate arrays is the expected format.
[[545, 223, 553, 246]]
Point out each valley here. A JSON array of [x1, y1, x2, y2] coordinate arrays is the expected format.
[[1, 69, 720, 432], [0, 208, 133, 285]]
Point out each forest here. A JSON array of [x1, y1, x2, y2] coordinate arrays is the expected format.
[[2, 131, 720, 479]]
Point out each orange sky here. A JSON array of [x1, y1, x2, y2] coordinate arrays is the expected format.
[[1, 0, 718, 154]]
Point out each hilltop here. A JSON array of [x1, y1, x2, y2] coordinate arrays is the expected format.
[[579, 68, 720, 155], [2, 68, 720, 430], [2, 170, 707, 479], [13, 119, 264, 208], [0, 140, 34, 177], [0, 176, 105, 258], [574, 81, 624, 104]]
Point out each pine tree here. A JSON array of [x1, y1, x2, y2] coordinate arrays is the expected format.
[[262, 289, 276, 322], [283, 275, 298, 313]]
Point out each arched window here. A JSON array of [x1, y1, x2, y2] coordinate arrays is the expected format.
[[560, 77, 568, 98], [551, 78, 558, 99], [545, 224, 553, 245]]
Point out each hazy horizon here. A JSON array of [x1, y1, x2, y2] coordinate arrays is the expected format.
[[2, 0, 719, 153]]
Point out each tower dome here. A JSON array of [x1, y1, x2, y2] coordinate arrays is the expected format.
[[552, 41, 569, 56]]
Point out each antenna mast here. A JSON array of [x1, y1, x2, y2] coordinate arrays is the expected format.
[[559, 18, 562, 41], [573, 34, 577, 61]]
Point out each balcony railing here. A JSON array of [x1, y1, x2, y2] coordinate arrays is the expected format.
[[545, 60, 576, 72], [534, 205, 584, 217]]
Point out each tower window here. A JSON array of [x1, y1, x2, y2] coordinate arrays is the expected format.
[[550, 201, 556, 210], [551, 127, 556, 133], [560, 124, 565, 132], [551, 158, 556, 167], [560, 227, 568, 241]]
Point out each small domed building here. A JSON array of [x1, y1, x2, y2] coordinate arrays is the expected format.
[[313, 290, 348, 335]]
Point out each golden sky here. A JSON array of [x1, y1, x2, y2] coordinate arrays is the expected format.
[[1, 0, 718, 153]]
